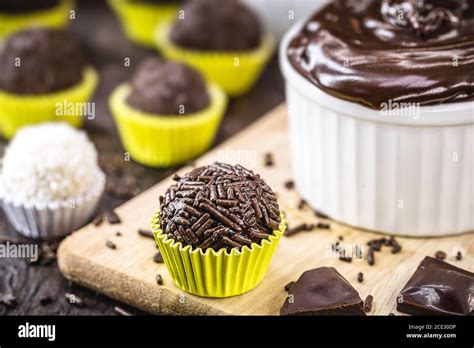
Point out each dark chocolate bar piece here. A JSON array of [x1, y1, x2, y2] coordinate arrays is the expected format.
[[397, 257, 473, 316], [280, 267, 366, 316]]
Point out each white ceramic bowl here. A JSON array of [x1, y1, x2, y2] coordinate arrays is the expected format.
[[280, 22, 474, 237], [242, 0, 328, 41]]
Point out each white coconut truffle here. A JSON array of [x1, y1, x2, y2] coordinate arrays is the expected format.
[[1, 123, 101, 204]]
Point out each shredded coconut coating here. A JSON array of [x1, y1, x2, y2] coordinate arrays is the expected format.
[[1, 123, 101, 203]]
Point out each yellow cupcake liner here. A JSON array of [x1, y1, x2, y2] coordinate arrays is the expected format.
[[152, 210, 286, 298], [155, 22, 275, 96], [108, 0, 179, 47], [0, 67, 98, 140], [109, 82, 227, 168], [0, 0, 73, 39]]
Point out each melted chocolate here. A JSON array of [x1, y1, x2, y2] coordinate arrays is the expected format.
[[287, 0, 474, 109]]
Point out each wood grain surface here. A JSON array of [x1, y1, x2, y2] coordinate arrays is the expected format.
[[0, 0, 284, 315], [57, 105, 474, 315]]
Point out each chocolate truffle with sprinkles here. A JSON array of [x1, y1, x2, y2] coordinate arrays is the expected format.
[[159, 163, 282, 251]]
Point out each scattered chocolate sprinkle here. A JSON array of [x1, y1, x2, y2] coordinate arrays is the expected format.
[[138, 229, 154, 239], [159, 163, 281, 251], [106, 240, 117, 250], [114, 305, 133, 316], [367, 247, 375, 266], [92, 213, 104, 226], [65, 292, 85, 307], [284, 281, 295, 292], [105, 210, 121, 224], [297, 199, 307, 210], [456, 251, 463, 261], [264, 152, 274, 166], [435, 250, 447, 260], [338, 235, 344, 241], [389, 237, 402, 254], [284, 180, 295, 189], [316, 222, 331, 230], [172, 174, 181, 181], [339, 252, 352, 263], [284, 223, 313, 237], [357, 272, 364, 283], [39, 296, 53, 306], [116, 231, 122, 237], [364, 295, 373, 313], [156, 274, 163, 285], [153, 252, 164, 263]]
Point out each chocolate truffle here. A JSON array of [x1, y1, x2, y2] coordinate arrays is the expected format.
[[0, 0, 59, 13], [170, 0, 262, 51], [126, 58, 210, 115], [397, 257, 473, 316], [0, 28, 86, 95], [159, 163, 282, 251], [280, 267, 366, 316]]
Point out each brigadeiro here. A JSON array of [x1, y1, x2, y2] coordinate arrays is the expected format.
[[126, 58, 210, 115], [0, 0, 72, 39], [109, 58, 227, 167], [155, 0, 275, 96], [151, 163, 286, 297], [0, 28, 98, 139]]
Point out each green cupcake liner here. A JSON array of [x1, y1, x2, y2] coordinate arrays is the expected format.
[[151, 210, 286, 298]]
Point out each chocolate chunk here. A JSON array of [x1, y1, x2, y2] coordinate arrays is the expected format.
[[397, 257, 473, 316], [159, 163, 281, 251], [138, 229, 155, 239], [435, 250, 447, 260], [169, 0, 262, 51], [364, 295, 374, 313], [280, 267, 366, 316], [357, 272, 364, 283], [0, 28, 86, 94], [126, 58, 210, 115]]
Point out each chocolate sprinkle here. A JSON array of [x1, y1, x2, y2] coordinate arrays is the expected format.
[[456, 251, 463, 261], [106, 240, 116, 250], [264, 152, 274, 167], [357, 272, 364, 283], [105, 210, 121, 224], [138, 229, 154, 239], [284, 223, 313, 237], [284, 180, 295, 189], [316, 222, 331, 230], [159, 163, 281, 251], [367, 247, 375, 266], [364, 295, 374, 313], [156, 274, 163, 285], [435, 250, 447, 260], [153, 252, 164, 263]]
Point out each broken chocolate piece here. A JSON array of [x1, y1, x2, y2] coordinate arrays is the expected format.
[[280, 267, 366, 316]]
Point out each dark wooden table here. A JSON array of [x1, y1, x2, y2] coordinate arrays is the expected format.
[[0, 0, 284, 315]]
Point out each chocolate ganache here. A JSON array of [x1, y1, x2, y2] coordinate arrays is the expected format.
[[287, 0, 474, 109]]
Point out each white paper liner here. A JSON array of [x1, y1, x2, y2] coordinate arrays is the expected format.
[[0, 169, 105, 239]]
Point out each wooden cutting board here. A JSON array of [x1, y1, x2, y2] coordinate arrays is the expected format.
[[57, 104, 473, 315]]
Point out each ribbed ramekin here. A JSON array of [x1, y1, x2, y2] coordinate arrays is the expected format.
[[280, 23, 474, 237], [0, 170, 105, 240]]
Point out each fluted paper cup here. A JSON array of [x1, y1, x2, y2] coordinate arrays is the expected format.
[[0, 170, 105, 240]]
